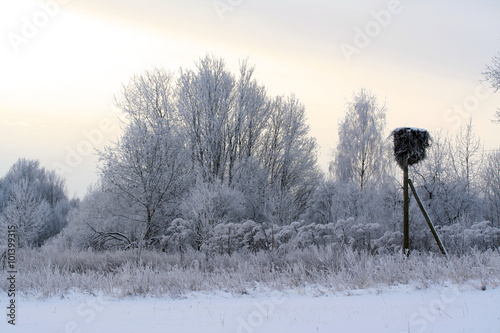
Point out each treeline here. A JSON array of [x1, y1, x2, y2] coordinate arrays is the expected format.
[[1, 55, 500, 256]]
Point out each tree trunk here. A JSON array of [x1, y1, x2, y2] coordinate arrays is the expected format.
[[145, 207, 152, 242]]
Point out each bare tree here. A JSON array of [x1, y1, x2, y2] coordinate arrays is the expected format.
[[177, 55, 235, 183], [228, 59, 270, 184], [116, 68, 176, 127], [99, 120, 190, 243], [449, 117, 483, 192], [332, 88, 387, 190], [412, 126, 484, 226], [483, 52, 500, 123], [177, 56, 319, 224], [99, 70, 190, 244], [260, 95, 320, 224], [481, 150, 500, 227]]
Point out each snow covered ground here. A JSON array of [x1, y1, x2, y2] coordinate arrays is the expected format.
[[1, 284, 499, 333]]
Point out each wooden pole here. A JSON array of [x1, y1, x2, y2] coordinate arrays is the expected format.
[[403, 159, 410, 256], [408, 179, 449, 258]]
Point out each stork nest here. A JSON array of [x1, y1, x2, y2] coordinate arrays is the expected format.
[[392, 127, 431, 169]]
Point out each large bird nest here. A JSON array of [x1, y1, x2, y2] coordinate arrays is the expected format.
[[392, 127, 431, 169]]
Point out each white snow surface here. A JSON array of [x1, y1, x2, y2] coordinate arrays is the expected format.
[[2, 284, 499, 333]]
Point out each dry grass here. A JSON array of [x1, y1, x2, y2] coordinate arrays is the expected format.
[[1, 246, 499, 298]]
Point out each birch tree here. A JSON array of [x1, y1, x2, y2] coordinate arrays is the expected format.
[[332, 88, 387, 190], [449, 117, 483, 192]]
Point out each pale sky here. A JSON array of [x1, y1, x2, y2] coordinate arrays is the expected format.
[[1, 0, 499, 198]]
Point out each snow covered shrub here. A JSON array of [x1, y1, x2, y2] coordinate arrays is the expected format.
[[438, 222, 469, 255], [303, 180, 337, 224], [333, 218, 355, 247], [372, 231, 403, 253], [464, 221, 500, 251], [434, 220, 500, 255], [275, 221, 304, 252], [181, 181, 245, 250], [57, 188, 144, 251], [285, 222, 337, 250], [207, 222, 240, 255], [161, 218, 196, 254], [349, 220, 382, 252], [240, 220, 269, 253]]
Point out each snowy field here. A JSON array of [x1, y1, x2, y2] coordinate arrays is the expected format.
[[2, 285, 499, 333]]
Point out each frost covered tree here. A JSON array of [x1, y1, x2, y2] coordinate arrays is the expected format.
[[302, 180, 337, 225], [0, 180, 51, 248], [177, 55, 319, 224], [99, 70, 191, 244], [177, 55, 236, 183], [331, 88, 387, 190], [116, 68, 176, 127], [481, 150, 500, 226], [447, 119, 483, 222], [228, 60, 270, 185], [410, 132, 466, 226], [449, 117, 483, 192], [260, 95, 320, 224], [231, 157, 269, 222], [99, 120, 190, 243], [409, 125, 486, 230], [177, 56, 271, 184], [0, 158, 70, 244], [483, 52, 500, 123], [70, 55, 321, 250]]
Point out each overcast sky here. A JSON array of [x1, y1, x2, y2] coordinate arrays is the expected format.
[[1, 0, 499, 197]]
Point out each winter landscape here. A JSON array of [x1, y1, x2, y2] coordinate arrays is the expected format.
[[1, 1, 500, 332]]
